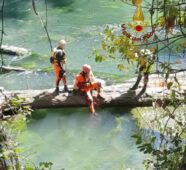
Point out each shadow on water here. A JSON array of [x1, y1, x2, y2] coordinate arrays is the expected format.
[[2, 0, 30, 19], [20, 107, 146, 170], [47, 0, 75, 7], [1, 0, 75, 19]]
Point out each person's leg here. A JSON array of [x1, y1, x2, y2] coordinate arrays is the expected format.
[[60, 70, 69, 92], [90, 82, 103, 98], [62, 74, 69, 92], [86, 91, 95, 114], [53, 65, 61, 93], [62, 75, 67, 86]]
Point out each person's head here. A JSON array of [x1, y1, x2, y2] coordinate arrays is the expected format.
[[82, 64, 91, 75], [58, 39, 66, 49]]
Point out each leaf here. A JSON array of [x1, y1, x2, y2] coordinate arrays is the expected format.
[[109, 46, 116, 54], [167, 82, 173, 90], [182, 40, 186, 48], [136, 137, 142, 144], [101, 41, 107, 50], [139, 57, 146, 67], [132, 0, 136, 5], [15, 148, 23, 153], [95, 54, 103, 63], [131, 134, 139, 139], [117, 64, 125, 71], [157, 16, 165, 27], [169, 6, 178, 17], [25, 165, 34, 170], [176, 46, 181, 52]]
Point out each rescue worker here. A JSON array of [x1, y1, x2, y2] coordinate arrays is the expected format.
[[73, 64, 103, 115], [51, 39, 69, 94]]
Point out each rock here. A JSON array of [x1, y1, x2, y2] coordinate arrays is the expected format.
[[0, 45, 30, 56], [1, 65, 30, 72]]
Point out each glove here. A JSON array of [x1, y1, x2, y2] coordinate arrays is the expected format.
[[59, 69, 66, 78], [85, 82, 91, 87]]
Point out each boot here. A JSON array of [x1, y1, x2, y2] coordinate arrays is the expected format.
[[54, 86, 59, 94], [97, 93, 104, 100], [64, 85, 70, 92]]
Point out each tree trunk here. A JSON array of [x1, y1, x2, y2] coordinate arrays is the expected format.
[[1, 71, 185, 111], [131, 66, 143, 90]]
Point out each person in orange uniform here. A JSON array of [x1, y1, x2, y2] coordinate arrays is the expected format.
[[73, 64, 103, 115], [51, 39, 69, 94]]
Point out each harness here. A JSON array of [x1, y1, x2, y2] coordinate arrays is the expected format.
[[50, 48, 66, 64], [54, 49, 66, 63], [77, 72, 91, 88]]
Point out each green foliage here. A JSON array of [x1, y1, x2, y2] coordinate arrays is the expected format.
[[94, 25, 159, 80], [132, 129, 186, 170], [131, 78, 186, 169], [24, 162, 53, 170], [93, 25, 139, 71], [95, 0, 186, 76], [35, 162, 53, 170], [4, 96, 32, 117], [95, 0, 186, 169], [0, 97, 53, 170]]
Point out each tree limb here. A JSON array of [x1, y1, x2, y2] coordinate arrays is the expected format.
[[32, 0, 53, 51], [0, 0, 5, 70]]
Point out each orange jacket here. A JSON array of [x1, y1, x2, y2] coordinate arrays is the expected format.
[[75, 72, 90, 89]]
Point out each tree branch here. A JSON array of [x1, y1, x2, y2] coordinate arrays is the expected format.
[[0, 0, 5, 70], [32, 0, 53, 51], [135, 34, 184, 47]]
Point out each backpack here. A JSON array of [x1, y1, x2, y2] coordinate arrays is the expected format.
[[49, 48, 65, 64], [50, 56, 54, 64]]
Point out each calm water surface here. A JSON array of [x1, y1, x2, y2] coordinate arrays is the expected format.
[[17, 108, 146, 170]]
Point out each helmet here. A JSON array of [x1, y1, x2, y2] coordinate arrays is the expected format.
[[82, 64, 91, 74], [59, 39, 66, 46]]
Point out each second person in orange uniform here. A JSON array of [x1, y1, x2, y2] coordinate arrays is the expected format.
[[73, 64, 103, 115]]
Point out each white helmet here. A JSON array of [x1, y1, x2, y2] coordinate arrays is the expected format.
[[59, 39, 66, 46], [82, 64, 91, 74]]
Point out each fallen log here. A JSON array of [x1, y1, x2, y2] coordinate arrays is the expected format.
[[1, 65, 30, 72], [0, 45, 30, 56], [0, 72, 186, 110], [0, 85, 155, 110]]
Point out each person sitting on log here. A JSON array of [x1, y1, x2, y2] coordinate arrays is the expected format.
[[50, 39, 69, 94], [73, 64, 104, 115]]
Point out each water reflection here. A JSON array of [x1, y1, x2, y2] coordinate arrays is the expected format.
[[18, 107, 145, 170]]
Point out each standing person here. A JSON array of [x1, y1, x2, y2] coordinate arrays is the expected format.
[[73, 64, 103, 115], [50, 39, 69, 94]]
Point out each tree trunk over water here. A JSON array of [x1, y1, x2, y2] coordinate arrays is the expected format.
[[0, 72, 186, 111]]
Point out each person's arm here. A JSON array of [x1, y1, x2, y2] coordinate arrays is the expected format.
[[56, 51, 63, 69], [90, 71, 96, 82], [73, 77, 79, 89], [61, 50, 67, 64]]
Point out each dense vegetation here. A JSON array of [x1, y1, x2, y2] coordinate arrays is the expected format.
[[94, 0, 186, 169]]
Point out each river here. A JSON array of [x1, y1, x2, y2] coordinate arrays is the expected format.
[[0, 0, 137, 90], [18, 108, 146, 170]]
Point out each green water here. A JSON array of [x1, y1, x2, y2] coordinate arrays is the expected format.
[[18, 108, 145, 170], [1, 2, 147, 168], [1, 0, 185, 90], [0, 0, 141, 90]]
